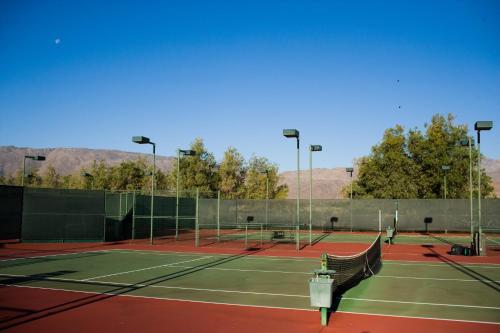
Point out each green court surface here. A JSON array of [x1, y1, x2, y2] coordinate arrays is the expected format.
[[310, 231, 500, 246], [1, 249, 499, 324]]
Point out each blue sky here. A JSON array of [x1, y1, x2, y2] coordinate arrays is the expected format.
[[1, 0, 499, 171]]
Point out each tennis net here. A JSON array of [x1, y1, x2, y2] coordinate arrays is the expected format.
[[323, 233, 381, 291], [195, 223, 306, 250]]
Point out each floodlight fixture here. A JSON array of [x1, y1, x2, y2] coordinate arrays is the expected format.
[[345, 167, 354, 231], [310, 145, 322, 152], [474, 121, 493, 131], [441, 166, 450, 199], [176, 147, 197, 239], [474, 120, 493, 255], [282, 128, 300, 250], [459, 138, 474, 147], [283, 129, 299, 138], [260, 169, 270, 228], [22, 155, 46, 186], [458, 136, 474, 239], [81, 172, 94, 189], [132, 136, 151, 144], [132, 135, 156, 245], [308, 144, 323, 245], [179, 149, 196, 156]]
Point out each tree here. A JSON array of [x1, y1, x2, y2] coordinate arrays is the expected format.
[[244, 156, 288, 199], [168, 138, 218, 196], [353, 125, 419, 198], [87, 160, 111, 190], [349, 114, 494, 199], [42, 165, 61, 188], [218, 147, 246, 199], [108, 159, 150, 191]]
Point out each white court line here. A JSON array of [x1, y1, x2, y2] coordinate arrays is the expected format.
[[107, 248, 500, 267], [383, 260, 500, 268], [107, 249, 319, 262], [1, 283, 500, 325], [82, 256, 212, 281], [165, 264, 500, 283], [340, 297, 500, 310], [334, 309, 500, 326], [0, 249, 113, 262], [487, 238, 500, 245], [374, 275, 500, 283], [2, 272, 499, 311], [166, 265, 310, 275]]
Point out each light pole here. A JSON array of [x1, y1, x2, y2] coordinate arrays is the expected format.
[[459, 138, 474, 239], [441, 165, 450, 199], [346, 167, 353, 232], [260, 170, 269, 229], [132, 136, 156, 245], [22, 155, 45, 186], [176, 149, 196, 240], [474, 121, 493, 256], [309, 145, 322, 245], [82, 172, 94, 190], [283, 129, 300, 228]]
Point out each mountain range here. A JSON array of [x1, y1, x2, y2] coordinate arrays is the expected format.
[[1, 146, 499, 198]]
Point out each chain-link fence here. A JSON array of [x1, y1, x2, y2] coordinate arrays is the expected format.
[[1, 185, 498, 245]]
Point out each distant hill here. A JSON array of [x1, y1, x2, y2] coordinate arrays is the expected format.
[[0, 146, 174, 176], [483, 157, 500, 198], [1, 146, 499, 198], [278, 168, 356, 199]]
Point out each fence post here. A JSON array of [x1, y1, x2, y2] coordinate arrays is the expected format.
[[103, 190, 107, 242], [296, 224, 300, 251], [132, 191, 136, 240], [195, 188, 199, 247], [217, 190, 220, 241]]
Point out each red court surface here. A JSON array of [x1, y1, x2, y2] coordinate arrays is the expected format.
[[1, 240, 499, 332], [1, 240, 499, 263], [1, 286, 498, 333]]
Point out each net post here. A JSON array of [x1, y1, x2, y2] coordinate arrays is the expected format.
[[320, 307, 328, 326], [378, 209, 381, 232], [132, 190, 136, 241], [119, 192, 122, 219], [195, 187, 199, 247], [320, 253, 327, 270], [217, 190, 220, 241]]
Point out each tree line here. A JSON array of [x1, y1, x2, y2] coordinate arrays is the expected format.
[[0, 138, 288, 199], [1, 114, 495, 199], [346, 114, 495, 199]]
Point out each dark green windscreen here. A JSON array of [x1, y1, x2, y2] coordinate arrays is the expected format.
[[0, 185, 23, 241], [22, 188, 105, 242]]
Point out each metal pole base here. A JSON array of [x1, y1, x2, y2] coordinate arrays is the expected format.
[[320, 307, 328, 326]]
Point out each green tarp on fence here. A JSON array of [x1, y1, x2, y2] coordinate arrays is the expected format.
[[0, 186, 23, 240], [1, 184, 498, 243]]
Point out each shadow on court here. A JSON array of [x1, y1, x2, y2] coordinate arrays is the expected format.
[[422, 245, 499, 292], [0, 247, 272, 330]]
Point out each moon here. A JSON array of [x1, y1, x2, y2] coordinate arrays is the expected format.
[[54, 38, 61, 45]]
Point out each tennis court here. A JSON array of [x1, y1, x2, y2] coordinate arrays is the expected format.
[[0, 236, 499, 332]]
